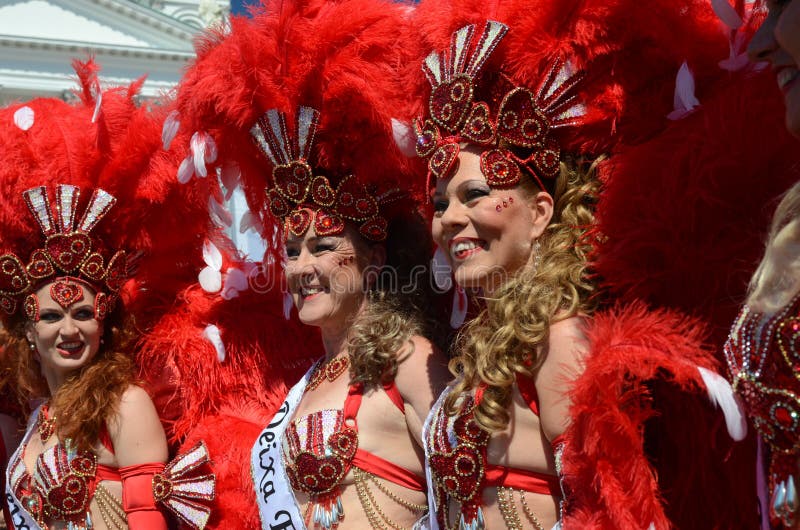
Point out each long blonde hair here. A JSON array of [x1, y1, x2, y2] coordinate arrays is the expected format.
[[445, 156, 601, 432], [747, 180, 800, 315]]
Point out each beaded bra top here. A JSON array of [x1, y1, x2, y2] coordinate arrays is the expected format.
[[724, 293, 800, 526], [281, 368, 362, 530], [8, 409, 102, 529], [427, 377, 561, 530], [427, 389, 491, 530]]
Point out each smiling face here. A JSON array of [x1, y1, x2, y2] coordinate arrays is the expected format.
[[25, 282, 103, 389], [748, 0, 800, 137], [284, 224, 376, 335], [431, 146, 554, 293]]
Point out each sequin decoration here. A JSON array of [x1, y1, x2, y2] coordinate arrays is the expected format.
[[55, 185, 80, 234], [34, 442, 97, 526], [306, 356, 350, 392], [94, 291, 109, 321], [153, 441, 216, 530], [77, 189, 116, 234], [37, 404, 56, 442], [427, 392, 491, 529], [24, 293, 40, 321], [0, 255, 31, 307], [283, 408, 359, 530], [480, 149, 523, 189], [0, 185, 127, 318], [50, 279, 84, 310], [725, 294, 800, 527], [23, 186, 56, 236], [26, 249, 55, 280], [250, 107, 392, 242], [415, 21, 586, 193]]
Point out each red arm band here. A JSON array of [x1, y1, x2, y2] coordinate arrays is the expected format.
[[119, 462, 168, 530]]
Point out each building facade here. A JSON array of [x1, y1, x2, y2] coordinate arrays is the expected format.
[[0, 0, 229, 104]]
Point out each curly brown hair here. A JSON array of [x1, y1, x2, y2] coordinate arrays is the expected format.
[[347, 209, 447, 389], [444, 156, 602, 432], [3, 301, 136, 451]]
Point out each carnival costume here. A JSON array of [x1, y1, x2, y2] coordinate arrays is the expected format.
[[584, 6, 800, 528], [170, 0, 431, 528], [0, 62, 216, 530], [408, 0, 763, 528]]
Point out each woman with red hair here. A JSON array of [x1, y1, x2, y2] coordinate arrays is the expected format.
[[0, 64, 216, 530]]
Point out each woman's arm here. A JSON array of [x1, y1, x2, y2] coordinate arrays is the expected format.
[[394, 335, 451, 444], [110, 385, 169, 530]]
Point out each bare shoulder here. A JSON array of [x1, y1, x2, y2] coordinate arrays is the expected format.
[[395, 335, 450, 404], [118, 385, 157, 411], [110, 385, 168, 466], [543, 315, 589, 370], [396, 335, 448, 379], [535, 316, 590, 440]]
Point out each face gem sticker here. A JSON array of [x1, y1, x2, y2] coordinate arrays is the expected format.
[[50, 280, 84, 309]]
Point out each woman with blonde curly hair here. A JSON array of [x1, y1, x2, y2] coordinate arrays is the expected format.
[[725, 180, 800, 529], [412, 0, 762, 528]]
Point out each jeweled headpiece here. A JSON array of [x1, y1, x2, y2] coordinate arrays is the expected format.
[[0, 184, 127, 320], [725, 295, 800, 526], [251, 106, 395, 242], [414, 21, 585, 191]]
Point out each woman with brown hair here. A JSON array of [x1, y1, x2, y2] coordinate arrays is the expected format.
[[171, 0, 450, 528]]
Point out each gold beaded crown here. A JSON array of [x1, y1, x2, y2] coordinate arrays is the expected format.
[[251, 106, 400, 242], [0, 184, 127, 320], [414, 21, 585, 192]]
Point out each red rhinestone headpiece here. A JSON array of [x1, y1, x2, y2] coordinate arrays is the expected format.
[[0, 185, 127, 319], [415, 21, 585, 192], [250, 106, 395, 242]]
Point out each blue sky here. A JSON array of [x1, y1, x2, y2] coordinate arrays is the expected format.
[[230, 0, 254, 15]]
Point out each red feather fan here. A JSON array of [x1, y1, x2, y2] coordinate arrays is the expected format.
[[563, 304, 757, 529]]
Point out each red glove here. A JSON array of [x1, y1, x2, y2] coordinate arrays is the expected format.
[[119, 462, 168, 530]]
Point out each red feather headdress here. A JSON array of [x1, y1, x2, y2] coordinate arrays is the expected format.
[[0, 60, 215, 329], [174, 0, 424, 256], [408, 0, 729, 194]]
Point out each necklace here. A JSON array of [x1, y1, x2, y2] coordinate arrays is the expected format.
[[306, 355, 350, 392], [37, 403, 56, 442]]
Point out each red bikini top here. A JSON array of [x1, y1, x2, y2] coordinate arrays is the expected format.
[[283, 381, 426, 495], [9, 415, 121, 528], [427, 375, 561, 526]]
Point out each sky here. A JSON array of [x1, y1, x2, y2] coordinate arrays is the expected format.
[[230, 0, 254, 15]]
